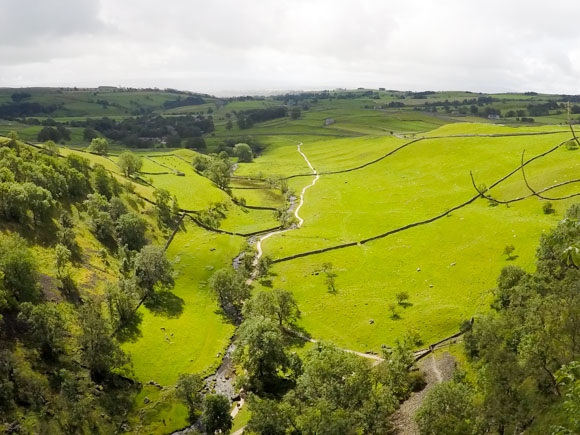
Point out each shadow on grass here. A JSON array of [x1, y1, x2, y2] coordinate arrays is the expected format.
[[282, 324, 312, 349], [398, 301, 413, 309], [213, 307, 241, 326], [143, 290, 185, 318], [259, 278, 273, 288], [116, 311, 144, 343], [506, 255, 520, 261]]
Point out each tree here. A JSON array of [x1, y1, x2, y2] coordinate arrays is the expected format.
[[290, 107, 301, 120], [92, 164, 113, 198], [117, 151, 143, 177], [154, 188, 180, 228], [209, 268, 250, 314], [246, 395, 295, 435], [83, 127, 99, 142], [18, 302, 68, 360], [38, 126, 62, 143], [543, 201, 555, 214], [555, 361, 580, 433], [55, 243, 72, 279], [493, 265, 526, 310], [202, 394, 232, 434], [22, 182, 55, 225], [184, 137, 206, 150], [503, 244, 516, 260], [415, 381, 476, 435], [104, 278, 140, 326], [77, 299, 128, 379], [133, 245, 174, 294], [322, 262, 337, 293], [43, 140, 59, 156], [6, 130, 20, 154], [234, 316, 289, 392], [116, 212, 147, 251], [87, 137, 109, 156], [242, 289, 300, 327], [234, 143, 253, 163], [175, 373, 204, 422], [0, 234, 39, 304], [84, 193, 115, 241], [203, 155, 232, 190], [396, 291, 410, 305], [225, 119, 233, 130]]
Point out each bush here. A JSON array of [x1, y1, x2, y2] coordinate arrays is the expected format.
[[542, 201, 555, 214]]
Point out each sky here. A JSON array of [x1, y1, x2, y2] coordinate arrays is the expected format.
[[0, 0, 579, 96]]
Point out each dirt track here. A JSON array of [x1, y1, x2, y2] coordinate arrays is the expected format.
[[391, 352, 456, 434]]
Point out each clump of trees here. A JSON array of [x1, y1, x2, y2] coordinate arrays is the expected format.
[[416, 204, 580, 434], [209, 267, 250, 318], [245, 340, 418, 434], [174, 373, 232, 432], [0, 133, 180, 432]]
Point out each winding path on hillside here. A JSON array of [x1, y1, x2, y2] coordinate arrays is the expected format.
[[391, 352, 456, 434], [251, 142, 319, 273]]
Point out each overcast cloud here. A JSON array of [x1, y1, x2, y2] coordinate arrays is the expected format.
[[0, 0, 579, 95]]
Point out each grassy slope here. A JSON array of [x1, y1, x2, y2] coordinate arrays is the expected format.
[[239, 124, 580, 354], [122, 223, 244, 386]]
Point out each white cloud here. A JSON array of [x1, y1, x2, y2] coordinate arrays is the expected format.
[[0, 0, 579, 94]]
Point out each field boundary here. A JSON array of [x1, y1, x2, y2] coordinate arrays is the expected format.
[[270, 135, 575, 264]]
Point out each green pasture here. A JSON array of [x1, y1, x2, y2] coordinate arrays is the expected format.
[[235, 124, 580, 354], [122, 223, 244, 386]]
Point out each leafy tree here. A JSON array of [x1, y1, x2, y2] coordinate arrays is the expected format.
[[543, 201, 555, 214], [175, 373, 203, 422], [225, 119, 233, 130], [290, 107, 301, 119], [55, 369, 98, 433], [234, 316, 289, 392], [203, 156, 232, 190], [92, 164, 113, 198], [286, 342, 396, 433], [38, 126, 62, 142], [234, 143, 253, 163], [77, 299, 128, 379], [396, 291, 410, 305], [503, 244, 515, 260], [554, 361, 580, 434], [321, 262, 337, 293], [154, 188, 180, 228], [209, 268, 250, 314], [108, 196, 127, 220], [87, 137, 109, 155], [0, 234, 39, 304], [84, 193, 115, 242], [242, 289, 300, 327], [18, 302, 68, 360], [83, 127, 99, 142], [415, 381, 476, 435], [104, 278, 140, 326], [116, 212, 147, 251], [118, 151, 143, 177], [43, 140, 59, 156], [246, 395, 295, 435], [492, 265, 526, 310], [7, 130, 20, 154], [184, 136, 206, 150], [24, 182, 55, 224], [133, 245, 174, 294], [203, 394, 232, 434]]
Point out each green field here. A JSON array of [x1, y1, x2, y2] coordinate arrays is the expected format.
[[3, 88, 580, 433]]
